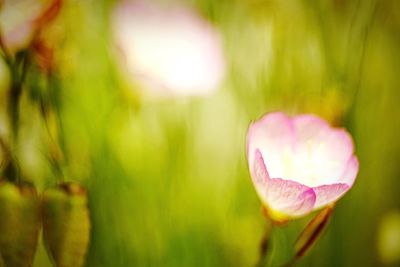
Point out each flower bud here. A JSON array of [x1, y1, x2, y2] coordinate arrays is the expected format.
[[0, 181, 41, 267], [42, 182, 90, 267], [294, 206, 333, 258]]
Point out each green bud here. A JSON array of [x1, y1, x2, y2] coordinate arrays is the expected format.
[[42, 182, 90, 267], [294, 206, 333, 258], [0, 181, 41, 267]]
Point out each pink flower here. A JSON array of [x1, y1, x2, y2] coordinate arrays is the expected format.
[[0, 0, 61, 54], [112, 1, 225, 97], [246, 112, 359, 222]]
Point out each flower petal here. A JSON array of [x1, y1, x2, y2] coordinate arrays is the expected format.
[[293, 114, 330, 146], [112, 1, 225, 96], [292, 114, 355, 186], [3, 23, 35, 54], [294, 115, 354, 161], [339, 155, 359, 186], [247, 112, 295, 179], [250, 149, 316, 220], [265, 178, 316, 219], [250, 149, 270, 205], [313, 183, 350, 210], [323, 129, 354, 163]]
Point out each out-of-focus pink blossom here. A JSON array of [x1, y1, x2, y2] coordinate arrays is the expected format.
[[246, 112, 359, 222], [0, 0, 61, 54], [112, 1, 225, 97]]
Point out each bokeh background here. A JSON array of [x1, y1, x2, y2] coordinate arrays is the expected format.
[[1, 0, 400, 266]]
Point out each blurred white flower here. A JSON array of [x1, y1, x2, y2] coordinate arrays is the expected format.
[[0, 0, 41, 53], [112, 1, 225, 97]]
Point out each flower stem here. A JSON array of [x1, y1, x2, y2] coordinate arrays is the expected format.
[[256, 220, 272, 267], [0, 39, 29, 183], [8, 75, 23, 145]]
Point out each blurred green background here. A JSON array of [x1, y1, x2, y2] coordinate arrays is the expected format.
[[1, 0, 400, 266]]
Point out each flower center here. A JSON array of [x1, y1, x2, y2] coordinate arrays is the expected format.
[[266, 140, 342, 187]]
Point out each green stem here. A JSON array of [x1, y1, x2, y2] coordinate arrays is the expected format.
[[1, 51, 29, 183], [8, 78, 22, 144], [0, 137, 20, 183], [256, 221, 272, 267], [3, 67, 23, 183]]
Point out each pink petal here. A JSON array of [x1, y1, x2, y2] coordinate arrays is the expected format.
[[247, 112, 295, 179], [250, 150, 316, 218], [318, 128, 354, 168], [293, 114, 354, 162], [3, 22, 35, 53], [112, 1, 225, 96], [339, 155, 359, 186], [265, 178, 316, 218], [293, 114, 355, 184], [250, 149, 270, 204], [1, 0, 46, 53], [313, 183, 350, 210], [293, 114, 330, 145]]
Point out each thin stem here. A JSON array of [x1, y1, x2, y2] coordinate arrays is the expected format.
[[7, 52, 29, 147], [256, 220, 272, 267], [0, 35, 30, 183], [0, 137, 21, 183], [8, 77, 22, 144], [5, 73, 23, 183]]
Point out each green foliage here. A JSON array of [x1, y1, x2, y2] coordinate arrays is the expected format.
[[1, 0, 400, 266]]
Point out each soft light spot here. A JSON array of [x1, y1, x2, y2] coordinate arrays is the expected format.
[[378, 211, 400, 265], [112, 1, 225, 97]]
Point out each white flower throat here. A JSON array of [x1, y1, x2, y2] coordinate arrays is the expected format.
[[266, 140, 341, 187]]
